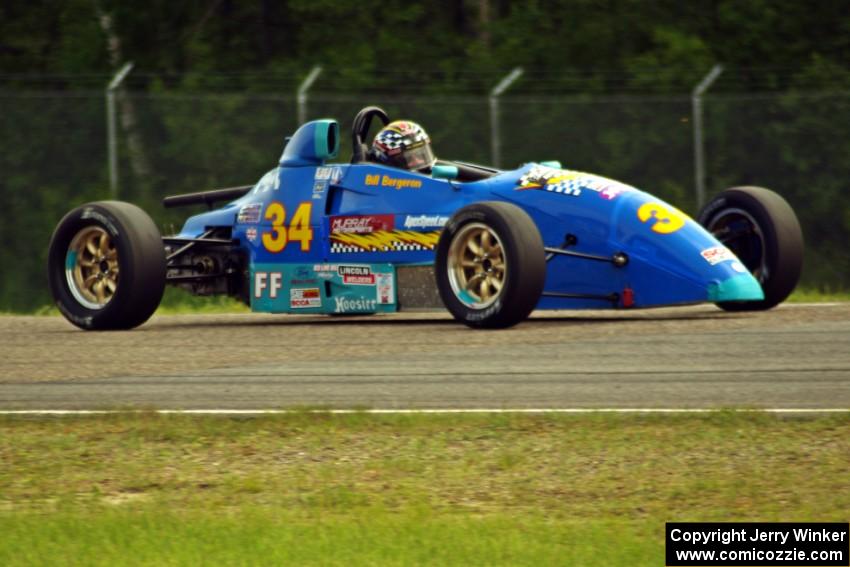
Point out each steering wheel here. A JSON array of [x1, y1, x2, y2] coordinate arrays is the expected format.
[[351, 106, 390, 163]]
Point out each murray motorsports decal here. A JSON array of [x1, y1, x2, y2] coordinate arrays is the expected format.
[[329, 214, 441, 254], [330, 214, 395, 234]]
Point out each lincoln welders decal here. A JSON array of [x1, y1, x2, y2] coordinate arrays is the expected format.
[[337, 265, 375, 285]]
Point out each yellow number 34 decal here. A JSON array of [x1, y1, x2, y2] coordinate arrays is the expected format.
[[637, 202, 688, 234], [262, 201, 313, 252]]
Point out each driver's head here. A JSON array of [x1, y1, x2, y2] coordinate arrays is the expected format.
[[370, 121, 435, 171]]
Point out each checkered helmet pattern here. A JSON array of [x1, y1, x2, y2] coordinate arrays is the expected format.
[[371, 121, 435, 171]]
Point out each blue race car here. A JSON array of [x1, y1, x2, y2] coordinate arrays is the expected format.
[[47, 106, 804, 330]]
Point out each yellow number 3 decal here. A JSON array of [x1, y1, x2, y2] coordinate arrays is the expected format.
[[262, 201, 313, 253], [637, 203, 687, 234]]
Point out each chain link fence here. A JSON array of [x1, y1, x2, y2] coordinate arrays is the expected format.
[[1, 89, 848, 310]]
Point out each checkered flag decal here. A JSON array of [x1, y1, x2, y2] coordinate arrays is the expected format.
[[518, 165, 582, 196], [330, 241, 435, 254], [545, 179, 582, 196]]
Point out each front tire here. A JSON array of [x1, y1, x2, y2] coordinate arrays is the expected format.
[[47, 201, 166, 330], [436, 202, 546, 328], [698, 186, 803, 311]]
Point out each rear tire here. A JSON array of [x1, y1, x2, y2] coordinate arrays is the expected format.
[[698, 186, 803, 311], [436, 202, 546, 328], [47, 201, 166, 330]]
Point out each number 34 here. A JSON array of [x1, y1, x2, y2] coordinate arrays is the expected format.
[[262, 201, 313, 252]]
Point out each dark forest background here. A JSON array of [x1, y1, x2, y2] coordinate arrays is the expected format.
[[2, 0, 849, 310]]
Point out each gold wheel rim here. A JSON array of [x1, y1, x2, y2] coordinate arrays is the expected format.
[[447, 222, 507, 309], [65, 226, 119, 310]]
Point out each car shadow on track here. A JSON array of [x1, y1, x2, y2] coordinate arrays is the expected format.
[[146, 308, 738, 330]]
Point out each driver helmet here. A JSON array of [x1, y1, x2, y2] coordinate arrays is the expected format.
[[370, 120, 436, 171]]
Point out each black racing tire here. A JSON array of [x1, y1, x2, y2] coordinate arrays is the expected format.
[[47, 201, 167, 330], [698, 186, 803, 311], [435, 201, 546, 329]]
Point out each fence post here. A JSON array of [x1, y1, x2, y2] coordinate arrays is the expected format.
[[297, 66, 323, 126], [490, 67, 523, 168], [692, 64, 723, 209], [106, 61, 134, 200]]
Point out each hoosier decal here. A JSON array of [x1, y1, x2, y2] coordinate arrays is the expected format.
[[333, 296, 377, 313]]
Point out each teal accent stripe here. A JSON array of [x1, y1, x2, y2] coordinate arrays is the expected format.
[[65, 250, 77, 270], [313, 121, 327, 158], [312, 120, 339, 160], [707, 274, 765, 302]]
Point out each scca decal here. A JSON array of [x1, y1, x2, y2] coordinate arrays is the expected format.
[[637, 203, 688, 234]]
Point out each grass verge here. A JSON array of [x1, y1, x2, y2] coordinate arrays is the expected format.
[[154, 286, 249, 314], [1, 412, 848, 565], [17, 287, 250, 317], [787, 287, 850, 302]]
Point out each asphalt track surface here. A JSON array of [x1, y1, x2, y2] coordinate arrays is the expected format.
[[1, 304, 849, 410]]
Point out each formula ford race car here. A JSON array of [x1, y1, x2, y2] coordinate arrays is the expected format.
[[47, 106, 804, 330]]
